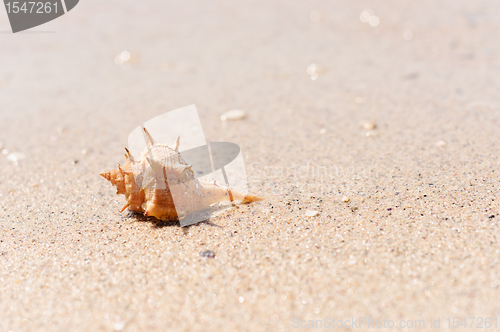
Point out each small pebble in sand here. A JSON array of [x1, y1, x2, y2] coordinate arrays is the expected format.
[[200, 250, 216, 258], [307, 63, 317, 75], [159, 62, 172, 71], [7, 152, 25, 164], [305, 210, 319, 217], [361, 121, 376, 130], [368, 16, 379, 27], [306, 63, 320, 80], [221, 109, 247, 121], [342, 196, 350, 203], [115, 51, 130, 64], [434, 140, 447, 147], [309, 11, 322, 23]]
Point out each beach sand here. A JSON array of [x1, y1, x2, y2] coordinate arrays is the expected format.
[[1, 0, 500, 331]]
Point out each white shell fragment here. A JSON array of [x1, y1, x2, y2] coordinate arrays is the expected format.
[[220, 110, 247, 121], [114, 51, 133, 70], [305, 210, 319, 217], [7, 152, 26, 164]]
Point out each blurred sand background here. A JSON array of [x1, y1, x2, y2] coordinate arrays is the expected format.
[[1, 0, 500, 331]]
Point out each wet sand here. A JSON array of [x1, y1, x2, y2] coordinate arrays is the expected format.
[[1, 1, 500, 331]]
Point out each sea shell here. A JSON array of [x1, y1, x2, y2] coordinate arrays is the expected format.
[[101, 127, 263, 221]]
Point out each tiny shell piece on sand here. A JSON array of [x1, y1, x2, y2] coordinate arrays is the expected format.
[[305, 210, 319, 217], [361, 121, 377, 130]]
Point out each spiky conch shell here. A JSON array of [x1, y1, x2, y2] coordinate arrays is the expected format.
[[100, 127, 263, 221]]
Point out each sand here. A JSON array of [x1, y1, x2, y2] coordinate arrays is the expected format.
[[1, 0, 500, 331]]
